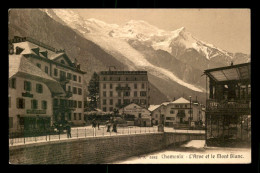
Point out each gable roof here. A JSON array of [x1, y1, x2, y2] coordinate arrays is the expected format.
[[148, 105, 161, 111], [9, 55, 65, 95], [171, 97, 190, 104]]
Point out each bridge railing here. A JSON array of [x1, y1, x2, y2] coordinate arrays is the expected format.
[[9, 125, 160, 146]]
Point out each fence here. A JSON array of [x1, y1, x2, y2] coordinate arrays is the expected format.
[[9, 125, 159, 146]]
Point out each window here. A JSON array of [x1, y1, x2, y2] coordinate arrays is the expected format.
[[155, 114, 158, 118], [180, 105, 183, 108], [133, 99, 139, 104], [78, 101, 82, 108], [103, 77, 106, 81], [79, 76, 81, 83], [73, 87, 77, 94], [103, 107, 107, 112], [134, 91, 138, 97], [142, 83, 145, 89], [45, 66, 48, 74], [124, 91, 130, 96], [109, 99, 113, 105], [74, 100, 77, 108], [126, 77, 128, 81], [68, 86, 71, 92], [140, 91, 146, 96], [73, 75, 77, 81], [61, 60, 65, 64], [103, 99, 107, 105], [36, 63, 41, 68], [170, 110, 175, 114], [140, 99, 146, 105], [103, 84, 106, 89], [118, 99, 121, 105], [118, 92, 121, 97], [24, 81, 31, 91], [74, 113, 77, 120], [103, 91, 106, 97], [78, 88, 82, 95], [123, 99, 130, 105], [10, 78, 16, 89], [78, 113, 82, 120], [109, 107, 113, 111], [175, 105, 179, 108], [54, 99, 58, 107], [118, 77, 120, 81], [110, 83, 112, 89], [110, 91, 113, 97], [9, 117, 13, 128], [134, 83, 137, 89], [68, 113, 71, 121], [54, 68, 58, 76], [188, 110, 193, 114], [42, 100, 47, 109], [166, 117, 175, 120], [9, 97, 11, 108], [60, 70, 66, 79], [185, 105, 187, 108], [110, 77, 112, 81], [16, 98, 25, 109], [31, 99, 38, 109], [36, 84, 43, 93], [67, 73, 72, 80]]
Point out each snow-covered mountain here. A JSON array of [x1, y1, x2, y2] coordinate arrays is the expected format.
[[40, 9, 250, 96]]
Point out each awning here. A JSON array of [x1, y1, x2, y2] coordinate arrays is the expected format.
[[204, 62, 250, 83]]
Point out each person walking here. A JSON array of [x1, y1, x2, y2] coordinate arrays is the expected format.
[[112, 119, 117, 133], [106, 120, 111, 132], [67, 125, 71, 138], [97, 120, 100, 130]]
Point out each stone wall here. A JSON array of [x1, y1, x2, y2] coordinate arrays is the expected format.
[[9, 132, 205, 164]]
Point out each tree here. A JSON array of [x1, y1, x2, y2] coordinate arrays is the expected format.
[[87, 72, 99, 110]]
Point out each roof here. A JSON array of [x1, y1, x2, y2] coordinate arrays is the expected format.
[[204, 62, 250, 83], [171, 97, 190, 104], [9, 55, 65, 95], [148, 105, 161, 111]]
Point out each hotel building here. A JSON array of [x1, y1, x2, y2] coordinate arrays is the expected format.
[[9, 36, 86, 126], [98, 71, 150, 112]]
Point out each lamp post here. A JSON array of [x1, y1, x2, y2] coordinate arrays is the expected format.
[[189, 96, 192, 128]]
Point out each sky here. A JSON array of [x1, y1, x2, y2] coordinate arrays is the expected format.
[[73, 9, 250, 54]]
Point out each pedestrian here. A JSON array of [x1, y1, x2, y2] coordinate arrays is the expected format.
[[112, 120, 117, 133], [106, 121, 111, 132], [92, 119, 96, 128], [97, 121, 100, 130], [67, 125, 71, 138]]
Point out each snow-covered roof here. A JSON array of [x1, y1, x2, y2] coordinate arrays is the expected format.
[[148, 105, 161, 111], [9, 55, 65, 94], [171, 97, 190, 104]]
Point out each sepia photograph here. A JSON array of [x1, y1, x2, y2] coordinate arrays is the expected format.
[[8, 8, 251, 164]]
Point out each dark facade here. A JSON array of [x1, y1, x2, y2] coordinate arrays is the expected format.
[[204, 62, 251, 147]]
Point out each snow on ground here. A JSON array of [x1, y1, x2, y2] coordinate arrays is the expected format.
[[114, 140, 251, 164]]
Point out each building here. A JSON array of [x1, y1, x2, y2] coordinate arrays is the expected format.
[[9, 55, 65, 133], [119, 103, 151, 127], [148, 105, 161, 125], [204, 62, 251, 147], [9, 36, 86, 126], [149, 97, 205, 128], [98, 70, 150, 112]]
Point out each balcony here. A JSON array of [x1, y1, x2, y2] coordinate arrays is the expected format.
[[206, 99, 251, 115], [177, 112, 185, 118], [65, 91, 73, 98], [116, 86, 130, 91], [59, 76, 70, 84]]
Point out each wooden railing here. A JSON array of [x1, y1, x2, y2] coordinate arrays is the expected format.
[[206, 99, 250, 114]]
